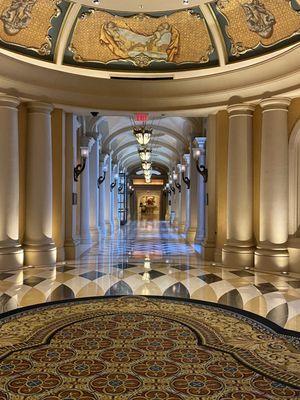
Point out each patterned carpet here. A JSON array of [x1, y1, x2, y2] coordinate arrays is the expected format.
[[0, 296, 299, 399]]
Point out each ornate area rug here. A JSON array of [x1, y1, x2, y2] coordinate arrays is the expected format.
[[0, 296, 299, 399]]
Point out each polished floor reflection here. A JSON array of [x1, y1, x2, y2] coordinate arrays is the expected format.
[[1, 221, 300, 331]]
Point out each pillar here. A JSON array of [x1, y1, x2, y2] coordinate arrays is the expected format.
[[24, 102, 56, 266], [222, 104, 255, 267], [195, 138, 207, 244], [179, 161, 187, 233], [79, 135, 94, 244], [175, 165, 182, 229], [104, 156, 113, 234], [89, 136, 100, 242], [0, 95, 24, 269], [183, 154, 191, 233], [98, 155, 107, 234], [112, 164, 119, 230], [64, 113, 80, 259], [187, 150, 198, 242], [255, 98, 290, 272], [202, 115, 217, 260]]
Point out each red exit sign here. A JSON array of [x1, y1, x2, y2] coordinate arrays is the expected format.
[[135, 113, 149, 122]]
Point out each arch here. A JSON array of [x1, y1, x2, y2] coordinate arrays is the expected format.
[[103, 124, 189, 150], [111, 139, 181, 160], [289, 119, 300, 235]]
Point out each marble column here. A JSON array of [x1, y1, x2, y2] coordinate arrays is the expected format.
[[111, 164, 119, 231], [183, 154, 191, 233], [0, 95, 24, 269], [179, 162, 187, 233], [89, 135, 100, 243], [195, 138, 207, 244], [80, 135, 94, 245], [175, 165, 182, 229], [222, 104, 255, 267], [255, 98, 291, 272], [64, 113, 80, 259], [104, 156, 113, 234], [24, 102, 56, 266], [98, 155, 107, 234], [202, 115, 217, 260], [187, 149, 198, 242]]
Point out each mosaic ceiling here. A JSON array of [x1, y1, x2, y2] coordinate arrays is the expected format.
[[0, 0, 299, 72]]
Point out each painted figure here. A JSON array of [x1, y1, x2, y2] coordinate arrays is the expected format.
[[100, 20, 179, 64], [242, 0, 276, 39], [1, 0, 37, 35]]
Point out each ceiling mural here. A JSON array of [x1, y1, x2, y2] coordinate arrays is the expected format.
[[0, 0, 68, 59], [212, 0, 300, 59], [0, 0, 299, 72], [65, 7, 216, 70]]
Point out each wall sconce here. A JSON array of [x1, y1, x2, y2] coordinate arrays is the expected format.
[[181, 164, 190, 189], [97, 165, 107, 188], [74, 146, 89, 182], [193, 148, 208, 183], [110, 173, 118, 192], [172, 171, 181, 193], [165, 183, 171, 195]]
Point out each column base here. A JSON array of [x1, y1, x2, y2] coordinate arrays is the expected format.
[[90, 227, 100, 243], [201, 241, 216, 261], [194, 232, 205, 244], [0, 243, 24, 270], [255, 243, 289, 272], [64, 239, 80, 260], [178, 223, 186, 234], [24, 242, 57, 266], [222, 241, 254, 268], [186, 227, 197, 242]]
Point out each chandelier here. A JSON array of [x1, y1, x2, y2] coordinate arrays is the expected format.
[[133, 126, 152, 146], [142, 161, 152, 170], [139, 147, 152, 162]]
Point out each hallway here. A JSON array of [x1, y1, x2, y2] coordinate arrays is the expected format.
[[0, 222, 300, 332]]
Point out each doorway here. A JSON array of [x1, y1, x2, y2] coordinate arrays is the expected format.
[[136, 190, 162, 221]]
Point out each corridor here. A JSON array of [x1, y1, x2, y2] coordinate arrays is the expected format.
[[0, 222, 300, 332]]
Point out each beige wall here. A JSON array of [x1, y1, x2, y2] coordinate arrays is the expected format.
[[52, 109, 66, 261]]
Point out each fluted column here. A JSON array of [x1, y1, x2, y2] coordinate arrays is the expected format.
[[112, 165, 119, 230], [98, 155, 107, 234], [255, 98, 290, 272], [64, 113, 80, 259], [24, 102, 56, 266], [195, 138, 207, 244], [89, 136, 100, 242], [0, 95, 24, 269], [187, 149, 198, 242], [179, 162, 187, 233], [222, 104, 255, 267], [104, 156, 113, 234], [202, 115, 217, 260], [80, 136, 94, 245], [183, 154, 191, 233]]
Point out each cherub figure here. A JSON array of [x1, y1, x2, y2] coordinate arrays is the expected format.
[[1, 0, 37, 35]]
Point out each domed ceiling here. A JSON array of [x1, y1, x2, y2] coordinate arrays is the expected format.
[[0, 0, 299, 73]]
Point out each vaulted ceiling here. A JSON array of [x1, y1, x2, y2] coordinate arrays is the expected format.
[[0, 0, 299, 75]]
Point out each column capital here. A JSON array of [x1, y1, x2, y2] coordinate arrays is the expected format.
[[183, 154, 190, 165], [227, 104, 255, 117], [193, 137, 206, 150], [80, 134, 95, 152], [0, 94, 20, 108], [260, 97, 291, 112], [27, 102, 53, 114]]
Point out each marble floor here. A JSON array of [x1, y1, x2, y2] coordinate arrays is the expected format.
[[1, 221, 300, 332]]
